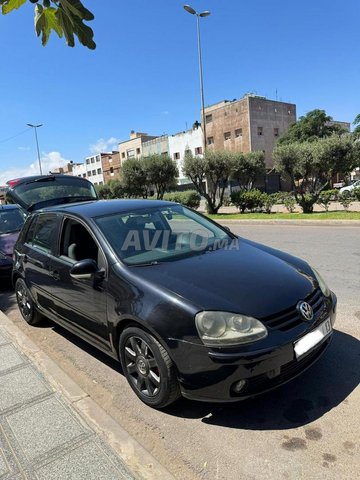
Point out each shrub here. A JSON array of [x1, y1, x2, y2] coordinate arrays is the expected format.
[[338, 193, 352, 211], [163, 190, 201, 209], [352, 187, 360, 201], [231, 189, 264, 213], [317, 189, 338, 211], [261, 193, 278, 214], [281, 192, 297, 213]]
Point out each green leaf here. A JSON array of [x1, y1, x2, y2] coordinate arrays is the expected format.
[[56, 7, 75, 47], [60, 0, 94, 21], [1, 0, 26, 15], [35, 5, 63, 46]]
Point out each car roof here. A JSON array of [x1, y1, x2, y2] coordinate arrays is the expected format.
[[37, 199, 178, 218]]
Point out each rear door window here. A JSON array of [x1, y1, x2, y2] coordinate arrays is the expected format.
[[27, 214, 60, 254]]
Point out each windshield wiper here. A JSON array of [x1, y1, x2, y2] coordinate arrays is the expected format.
[[129, 261, 161, 267]]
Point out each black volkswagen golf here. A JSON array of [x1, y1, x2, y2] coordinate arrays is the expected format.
[[9, 175, 337, 408]]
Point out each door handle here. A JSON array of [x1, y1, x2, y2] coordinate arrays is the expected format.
[[50, 270, 60, 280]]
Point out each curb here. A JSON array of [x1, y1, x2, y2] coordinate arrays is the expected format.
[[0, 310, 175, 480], [215, 219, 360, 226]]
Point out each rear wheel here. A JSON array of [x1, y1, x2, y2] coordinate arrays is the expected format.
[[15, 278, 43, 326], [119, 326, 180, 408]]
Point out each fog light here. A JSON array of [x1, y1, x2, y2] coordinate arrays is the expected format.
[[231, 379, 247, 394]]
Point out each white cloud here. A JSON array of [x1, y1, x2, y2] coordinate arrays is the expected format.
[[17, 146, 30, 151], [89, 137, 119, 154], [0, 151, 70, 185]]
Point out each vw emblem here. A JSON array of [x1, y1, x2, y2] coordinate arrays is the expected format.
[[297, 301, 313, 321]]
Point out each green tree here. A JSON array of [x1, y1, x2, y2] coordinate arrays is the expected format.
[[274, 135, 358, 213], [183, 150, 235, 214], [278, 109, 347, 145], [231, 151, 266, 190], [0, 0, 95, 49], [143, 154, 178, 200], [353, 114, 360, 139], [121, 158, 148, 198]]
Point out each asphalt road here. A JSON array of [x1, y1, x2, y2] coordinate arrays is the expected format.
[[1, 224, 359, 480]]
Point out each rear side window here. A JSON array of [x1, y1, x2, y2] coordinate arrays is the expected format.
[[27, 215, 59, 254]]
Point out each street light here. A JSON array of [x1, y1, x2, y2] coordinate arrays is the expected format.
[[27, 123, 43, 175], [183, 4, 210, 152]]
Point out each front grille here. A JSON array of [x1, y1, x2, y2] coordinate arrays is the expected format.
[[260, 288, 325, 332], [233, 338, 330, 397]]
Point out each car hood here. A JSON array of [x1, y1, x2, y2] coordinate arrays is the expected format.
[[0, 232, 19, 256], [132, 239, 316, 317]]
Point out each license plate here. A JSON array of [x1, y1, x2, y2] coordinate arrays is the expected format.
[[294, 318, 332, 359]]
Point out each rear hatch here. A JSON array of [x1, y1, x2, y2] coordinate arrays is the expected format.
[[6, 175, 98, 212]]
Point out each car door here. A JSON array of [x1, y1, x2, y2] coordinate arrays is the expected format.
[[20, 213, 61, 312], [48, 216, 110, 352]]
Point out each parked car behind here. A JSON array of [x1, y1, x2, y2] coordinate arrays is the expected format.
[[0, 204, 25, 279], [9, 175, 337, 409], [339, 179, 360, 195]]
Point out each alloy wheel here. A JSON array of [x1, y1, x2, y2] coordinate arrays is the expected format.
[[16, 281, 33, 322]]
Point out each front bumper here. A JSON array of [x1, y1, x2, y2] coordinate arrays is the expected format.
[[169, 293, 337, 402]]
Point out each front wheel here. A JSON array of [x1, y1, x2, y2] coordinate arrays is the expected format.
[[119, 326, 180, 408], [15, 278, 43, 326]]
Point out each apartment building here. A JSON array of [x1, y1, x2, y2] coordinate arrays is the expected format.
[[203, 94, 297, 168], [85, 154, 104, 185], [168, 125, 203, 185], [101, 151, 121, 183], [118, 131, 157, 162]]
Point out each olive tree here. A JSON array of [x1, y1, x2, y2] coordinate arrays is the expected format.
[[231, 151, 266, 190], [120, 158, 148, 198], [274, 135, 358, 213], [143, 154, 178, 200], [183, 150, 235, 214]]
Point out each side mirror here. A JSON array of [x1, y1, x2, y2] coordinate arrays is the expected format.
[[70, 259, 101, 280], [223, 226, 231, 232]]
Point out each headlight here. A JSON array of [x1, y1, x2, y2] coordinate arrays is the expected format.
[[195, 311, 268, 346], [311, 267, 331, 297]]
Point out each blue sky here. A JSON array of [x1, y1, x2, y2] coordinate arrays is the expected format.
[[0, 0, 359, 183]]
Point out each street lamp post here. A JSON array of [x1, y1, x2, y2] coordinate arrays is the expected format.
[[27, 123, 43, 175], [183, 4, 210, 152]]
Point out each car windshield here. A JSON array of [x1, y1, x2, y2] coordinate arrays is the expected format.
[[9, 176, 97, 211], [95, 204, 233, 265], [0, 208, 24, 234]]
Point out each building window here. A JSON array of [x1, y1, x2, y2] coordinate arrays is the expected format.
[[235, 128, 242, 138], [94, 182, 98, 186], [205, 114, 213, 124], [121, 152, 125, 159], [110, 167, 114, 174], [195, 147, 202, 155], [207, 136, 214, 145], [88, 171, 91, 176], [224, 132, 231, 141], [97, 168, 101, 174], [96, 155, 101, 162], [161, 151, 168, 156], [173, 152, 180, 160], [86, 159, 90, 165], [82, 173, 86, 178], [257, 127, 263, 136], [127, 149, 135, 158], [136, 148, 141, 155], [99, 181, 103, 185], [92, 170, 96, 175], [288, 110, 292, 115], [91, 158, 95, 163], [274, 128, 279, 137]]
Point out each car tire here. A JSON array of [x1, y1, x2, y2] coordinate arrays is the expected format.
[[15, 278, 43, 326], [119, 326, 181, 409], [341, 190, 351, 197]]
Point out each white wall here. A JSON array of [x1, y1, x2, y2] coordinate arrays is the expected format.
[[84, 155, 104, 185], [168, 128, 203, 184]]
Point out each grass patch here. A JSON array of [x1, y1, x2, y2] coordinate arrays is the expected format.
[[207, 211, 360, 220]]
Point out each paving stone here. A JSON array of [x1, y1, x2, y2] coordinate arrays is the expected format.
[[36, 441, 133, 480], [0, 366, 50, 413], [5, 396, 90, 463], [0, 345, 26, 373], [0, 331, 9, 346]]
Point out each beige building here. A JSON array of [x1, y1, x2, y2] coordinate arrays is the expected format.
[[203, 94, 296, 168], [118, 131, 157, 162]]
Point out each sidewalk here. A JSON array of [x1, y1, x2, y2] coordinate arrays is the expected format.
[[0, 311, 174, 480]]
